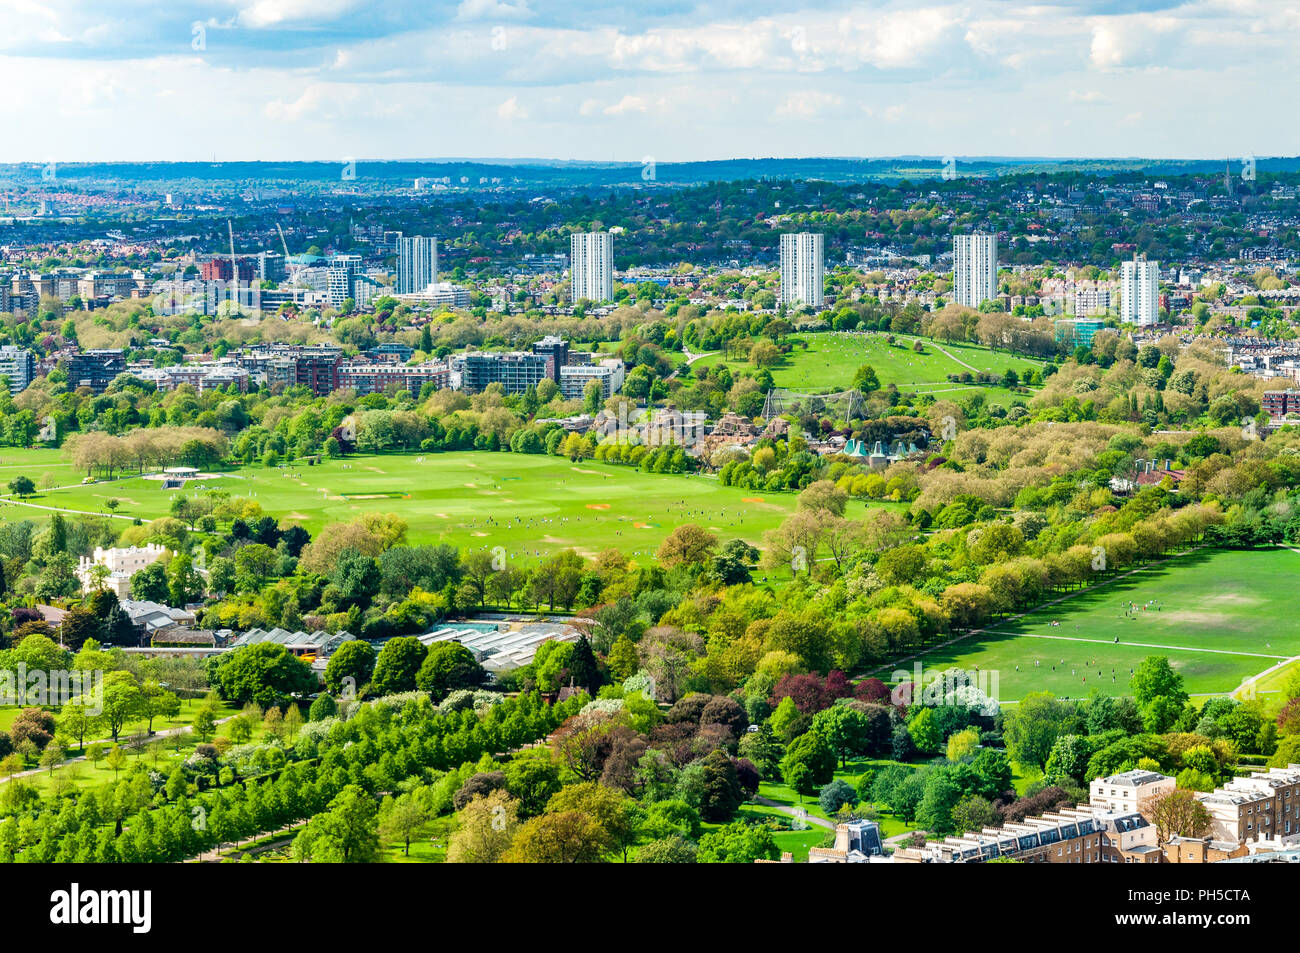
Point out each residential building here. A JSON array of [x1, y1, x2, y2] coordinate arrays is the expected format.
[[1196, 765, 1300, 847], [893, 811, 1104, 864], [134, 362, 250, 394], [532, 335, 570, 382], [953, 232, 998, 308], [1090, 811, 1163, 864], [394, 282, 471, 308], [0, 345, 35, 392], [77, 544, 170, 598], [1073, 284, 1112, 316], [1089, 769, 1177, 818], [65, 349, 126, 394], [326, 255, 363, 307], [1164, 836, 1250, 864], [559, 360, 625, 400], [459, 351, 553, 395], [1120, 255, 1160, 327], [337, 360, 450, 396], [570, 232, 614, 302], [396, 235, 438, 294], [1262, 389, 1300, 419], [779, 232, 824, 308]]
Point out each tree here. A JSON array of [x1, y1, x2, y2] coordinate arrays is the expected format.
[[695, 821, 778, 863], [7, 476, 34, 498], [811, 705, 871, 768], [99, 672, 144, 743], [635, 836, 697, 863], [698, 749, 745, 823], [192, 704, 217, 741], [323, 640, 376, 696], [415, 641, 486, 702], [39, 743, 63, 776], [293, 785, 379, 863], [780, 731, 836, 800], [656, 523, 719, 569], [308, 694, 337, 722], [370, 637, 428, 696], [1003, 692, 1072, 771], [167, 551, 202, 606], [544, 783, 641, 861], [447, 790, 520, 863], [502, 811, 607, 863], [129, 562, 170, 603], [819, 778, 859, 815], [104, 745, 127, 779], [206, 643, 317, 707], [503, 755, 563, 818], [1144, 788, 1212, 845], [379, 791, 431, 857], [852, 364, 880, 394], [57, 607, 103, 652], [140, 683, 181, 734], [59, 704, 102, 754], [1132, 656, 1189, 732], [331, 548, 382, 608], [917, 771, 963, 835]]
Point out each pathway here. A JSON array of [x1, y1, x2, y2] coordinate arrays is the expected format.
[[752, 795, 836, 831], [0, 715, 236, 785]]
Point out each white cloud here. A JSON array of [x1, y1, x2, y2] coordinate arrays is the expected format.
[[456, 0, 533, 21], [237, 0, 360, 29], [497, 95, 528, 120], [603, 95, 648, 115]]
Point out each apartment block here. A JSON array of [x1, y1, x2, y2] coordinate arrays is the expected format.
[[459, 352, 553, 395], [570, 232, 614, 302], [396, 236, 438, 294], [0, 345, 36, 392], [953, 233, 998, 308], [1120, 255, 1160, 327], [779, 232, 824, 308], [65, 349, 127, 394], [559, 360, 625, 400], [338, 361, 450, 396]]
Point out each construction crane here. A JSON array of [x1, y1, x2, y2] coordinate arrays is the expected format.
[[277, 222, 291, 259]]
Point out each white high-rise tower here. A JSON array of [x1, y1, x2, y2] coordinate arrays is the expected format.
[[779, 232, 824, 308], [953, 233, 998, 308], [397, 236, 438, 294], [570, 232, 614, 302], [1120, 256, 1159, 327]]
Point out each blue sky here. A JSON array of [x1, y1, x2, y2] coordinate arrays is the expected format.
[[0, 0, 1294, 162]]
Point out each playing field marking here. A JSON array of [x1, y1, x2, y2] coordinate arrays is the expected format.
[[979, 629, 1289, 660]]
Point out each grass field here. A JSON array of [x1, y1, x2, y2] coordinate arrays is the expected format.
[[15, 449, 897, 560], [902, 548, 1300, 703], [694, 331, 1044, 406]]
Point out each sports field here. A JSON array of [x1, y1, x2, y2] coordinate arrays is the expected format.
[[16, 449, 897, 560], [901, 548, 1300, 703], [695, 331, 1043, 406]]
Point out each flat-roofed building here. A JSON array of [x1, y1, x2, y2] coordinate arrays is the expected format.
[[1089, 769, 1176, 818], [559, 360, 625, 400], [0, 345, 35, 392]]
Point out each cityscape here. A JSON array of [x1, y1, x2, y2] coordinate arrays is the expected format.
[[0, 0, 1296, 934]]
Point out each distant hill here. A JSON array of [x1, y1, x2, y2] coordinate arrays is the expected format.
[[3, 156, 1299, 189]]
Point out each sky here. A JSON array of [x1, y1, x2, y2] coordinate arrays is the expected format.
[[0, 0, 1296, 163]]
